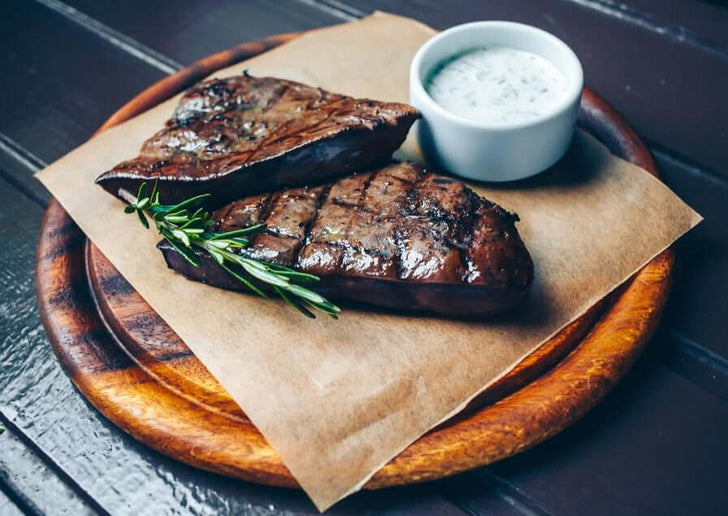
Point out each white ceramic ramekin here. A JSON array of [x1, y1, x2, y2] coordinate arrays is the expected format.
[[410, 21, 583, 182]]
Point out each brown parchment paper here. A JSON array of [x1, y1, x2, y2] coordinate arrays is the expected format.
[[36, 12, 701, 511]]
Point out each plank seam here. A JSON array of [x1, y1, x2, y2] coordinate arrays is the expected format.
[[441, 468, 554, 516], [445, 498, 483, 516], [667, 331, 728, 373], [0, 411, 111, 516], [557, 0, 728, 59], [0, 133, 46, 171], [32, 0, 183, 74], [471, 469, 554, 516], [0, 133, 49, 208], [650, 144, 728, 186], [0, 475, 40, 516], [658, 329, 728, 401], [299, 0, 365, 20]]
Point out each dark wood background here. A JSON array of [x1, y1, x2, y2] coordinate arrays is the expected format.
[[1, 1, 727, 514]]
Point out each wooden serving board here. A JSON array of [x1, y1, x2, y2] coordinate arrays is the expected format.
[[35, 33, 672, 489]]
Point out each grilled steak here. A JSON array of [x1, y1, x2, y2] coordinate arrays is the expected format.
[[96, 74, 420, 206], [159, 163, 533, 316]]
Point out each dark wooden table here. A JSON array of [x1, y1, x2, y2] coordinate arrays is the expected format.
[[1, 1, 727, 514]]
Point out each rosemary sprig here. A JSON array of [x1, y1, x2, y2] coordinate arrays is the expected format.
[[125, 182, 341, 319]]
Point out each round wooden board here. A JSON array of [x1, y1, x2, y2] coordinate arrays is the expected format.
[[36, 33, 673, 490]]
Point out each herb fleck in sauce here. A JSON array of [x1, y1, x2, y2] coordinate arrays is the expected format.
[[426, 47, 568, 124]]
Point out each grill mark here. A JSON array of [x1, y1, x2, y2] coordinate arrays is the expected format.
[[232, 95, 354, 166], [241, 125, 289, 166], [327, 170, 401, 274], [356, 171, 378, 210], [392, 228, 407, 281], [452, 191, 483, 282], [296, 97, 349, 134], [331, 197, 366, 211], [258, 192, 279, 222], [300, 98, 387, 137], [394, 170, 429, 280], [180, 83, 303, 165], [460, 199, 483, 283], [254, 95, 346, 154], [213, 200, 237, 224], [259, 227, 286, 239], [402, 168, 428, 216], [337, 169, 404, 271], [278, 187, 330, 260], [295, 184, 334, 267], [248, 192, 280, 249], [244, 117, 294, 165], [259, 97, 372, 163]]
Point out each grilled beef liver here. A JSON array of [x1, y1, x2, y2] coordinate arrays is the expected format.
[[96, 74, 420, 206], [159, 163, 533, 316]]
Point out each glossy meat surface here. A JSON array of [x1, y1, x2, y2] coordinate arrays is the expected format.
[[96, 74, 420, 206], [160, 163, 534, 316]]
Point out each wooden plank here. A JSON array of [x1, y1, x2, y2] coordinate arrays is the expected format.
[[0, 489, 24, 516], [575, 0, 728, 50], [0, 133, 48, 206], [0, 1, 164, 165], [656, 152, 728, 358], [0, 423, 99, 516], [657, 328, 728, 402], [60, 0, 346, 63], [331, 0, 728, 177], [438, 471, 553, 516], [486, 348, 728, 516], [0, 175, 467, 515]]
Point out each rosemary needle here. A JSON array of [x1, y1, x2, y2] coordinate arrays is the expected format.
[[124, 181, 341, 319]]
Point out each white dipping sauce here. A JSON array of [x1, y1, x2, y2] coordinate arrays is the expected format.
[[426, 47, 568, 124]]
